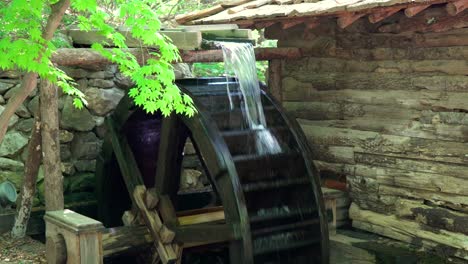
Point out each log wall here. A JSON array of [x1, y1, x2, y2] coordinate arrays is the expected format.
[[266, 7, 468, 261]]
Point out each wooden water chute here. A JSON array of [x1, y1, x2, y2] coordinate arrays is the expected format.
[[96, 77, 329, 263]]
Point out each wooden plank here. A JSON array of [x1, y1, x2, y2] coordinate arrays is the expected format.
[[178, 210, 225, 225], [227, 0, 273, 14], [446, 0, 468, 16], [368, 7, 402, 23], [197, 29, 253, 40], [175, 5, 225, 24], [404, 4, 431, 17], [337, 13, 365, 29], [66, 29, 202, 51], [102, 226, 152, 257], [174, 224, 235, 244], [349, 203, 468, 252], [268, 59, 282, 103]]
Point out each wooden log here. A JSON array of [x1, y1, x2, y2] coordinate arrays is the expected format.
[[395, 198, 468, 234], [368, 7, 402, 23], [299, 122, 468, 165], [337, 13, 365, 29], [175, 5, 225, 24], [446, 0, 468, 16], [405, 4, 431, 17], [349, 203, 468, 254], [268, 59, 282, 103]]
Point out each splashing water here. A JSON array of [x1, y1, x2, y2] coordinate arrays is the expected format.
[[221, 42, 282, 155]]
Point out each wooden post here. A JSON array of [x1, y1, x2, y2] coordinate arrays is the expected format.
[[268, 59, 282, 104], [44, 210, 104, 264]]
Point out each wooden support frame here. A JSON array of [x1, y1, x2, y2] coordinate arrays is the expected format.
[[446, 0, 468, 16], [368, 7, 402, 23], [405, 4, 431, 17], [337, 13, 365, 29], [44, 210, 104, 264]]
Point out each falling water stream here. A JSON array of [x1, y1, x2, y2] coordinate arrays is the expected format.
[[221, 42, 282, 155]]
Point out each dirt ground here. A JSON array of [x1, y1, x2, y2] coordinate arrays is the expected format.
[[0, 233, 46, 264]]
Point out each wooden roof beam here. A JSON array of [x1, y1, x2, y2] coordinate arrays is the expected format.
[[337, 13, 365, 29], [404, 4, 431, 17], [446, 0, 468, 16], [368, 6, 402, 23]]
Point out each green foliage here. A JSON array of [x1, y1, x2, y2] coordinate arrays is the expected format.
[[0, 0, 195, 117]]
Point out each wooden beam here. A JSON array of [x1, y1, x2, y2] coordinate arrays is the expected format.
[[368, 7, 402, 23], [404, 4, 431, 17], [337, 13, 365, 29], [180, 47, 303, 62], [254, 21, 276, 29], [175, 4, 224, 24], [281, 20, 304, 29], [268, 59, 282, 103], [446, 0, 468, 16]]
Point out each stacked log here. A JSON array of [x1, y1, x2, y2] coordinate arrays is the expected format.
[[268, 8, 468, 261]]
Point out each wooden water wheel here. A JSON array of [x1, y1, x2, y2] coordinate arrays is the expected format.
[[96, 77, 329, 264]]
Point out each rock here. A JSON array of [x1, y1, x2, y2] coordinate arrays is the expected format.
[[0, 131, 28, 157], [61, 162, 75, 175], [71, 132, 102, 160], [0, 105, 19, 128], [0, 81, 16, 94], [75, 78, 88, 92], [180, 169, 203, 190], [88, 79, 114, 89], [4, 84, 37, 100], [0, 96, 4, 104], [16, 118, 34, 133], [0, 158, 24, 171], [59, 130, 74, 143], [0, 70, 21, 79], [60, 96, 96, 131], [74, 160, 96, 172], [67, 173, 95, 192], [95, 124, 107, 139], [60, 145, 72, 161], [85, 87, 124, 116], [65, 192, 94, 204], [15, 103, 31, 118], [105, 65, 117, 77], [59, 66, 89, 78], [183, 140, 196, 155], [88, 71, 106, 79], [174, 63, 193, 79], [27, 96, 39, 117], [58, 96, 65, 110], [0, 171, 23, 189], [51, 32, 73, 48], [93, 116, 104, 127], [114, 72, 134, 89]]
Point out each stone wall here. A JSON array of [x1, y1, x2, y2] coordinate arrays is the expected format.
[[0, 60, 192, 207], [266, 7, 468, 261]]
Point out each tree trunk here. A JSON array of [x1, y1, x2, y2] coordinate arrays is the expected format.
[[0, 0, 70, 145], [11, 108, 42, 238], [41, 80, 64, 211]]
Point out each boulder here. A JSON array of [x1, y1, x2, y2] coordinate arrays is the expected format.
[[0, 70, 21, 79], [71, 132, 102, 160], [180, 169, 203, 190], [4, 84, 37, 100], [74, 160, 96, 172], [27, 96, 39, 116], [67, 173, 95, 193], [60, 145, 72, 161], [59, 66, 89, 78], [0, 158, 24, 171], [114, 72, 134, 89], [0, 81, 16, 94], [0, 131, 28, 157], [84, 87, 124, 116], [174, 63, 193, 79], [61, 162, 76, 175], [15, 118, 34, 133], [0, 105, 19, 128], [59, 130, 74, 143], [15, 103, 31, 118], [60, 96, 96, 131], [88, 79, 115, 88]]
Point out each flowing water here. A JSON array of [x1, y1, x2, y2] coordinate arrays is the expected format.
[[220, 42, 282, 155]]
